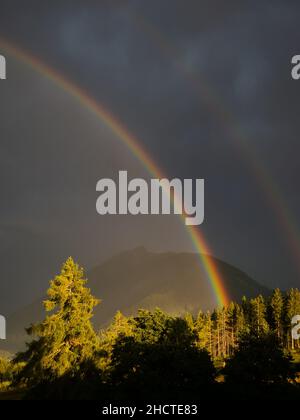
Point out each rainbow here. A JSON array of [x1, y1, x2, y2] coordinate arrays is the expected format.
[[0, 38, 230, 307]]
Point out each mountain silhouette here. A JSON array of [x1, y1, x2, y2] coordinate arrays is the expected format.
[[3, 247, 269, 352]]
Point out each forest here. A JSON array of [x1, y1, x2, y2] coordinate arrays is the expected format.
[[1, 257, 300, 400]]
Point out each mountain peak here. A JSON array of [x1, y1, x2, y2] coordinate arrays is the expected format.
[[3, 249, 269, 352]]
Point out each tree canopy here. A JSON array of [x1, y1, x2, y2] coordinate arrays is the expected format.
[[15, 257, 100, 385]]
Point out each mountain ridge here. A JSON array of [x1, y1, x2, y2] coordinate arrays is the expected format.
[[2, 247, 269, 352]]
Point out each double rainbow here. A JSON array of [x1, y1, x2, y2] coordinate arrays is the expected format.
[[0, 38, 230, 308]]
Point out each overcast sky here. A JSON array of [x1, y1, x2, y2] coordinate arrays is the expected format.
[[0, 0, 300, 313]]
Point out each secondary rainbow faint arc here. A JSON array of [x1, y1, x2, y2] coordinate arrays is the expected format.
[[131, 15, 300, 276], [0, 38, 230, 308]]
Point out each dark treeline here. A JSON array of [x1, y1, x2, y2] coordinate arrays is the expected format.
[[1, 258, 300, 400]]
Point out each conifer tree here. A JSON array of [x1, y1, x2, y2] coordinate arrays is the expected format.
[[237, 303, 248, 335], [194, 311, 214, 355], [269, 288, 283, 339], [16, 257, 100, 385], [249, 295, 269, 336], [212, 309, 225, 358]]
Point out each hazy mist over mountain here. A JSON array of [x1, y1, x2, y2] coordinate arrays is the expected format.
[[4, 248, 269, 352]]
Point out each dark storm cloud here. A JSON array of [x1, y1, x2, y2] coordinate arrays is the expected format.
[[0, 56, 195, 313], [0, 0, 300, 313]]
